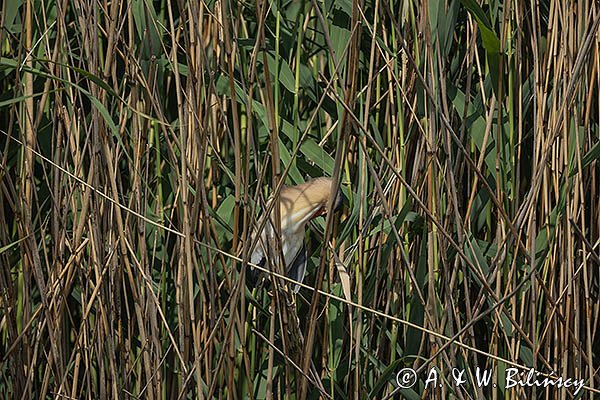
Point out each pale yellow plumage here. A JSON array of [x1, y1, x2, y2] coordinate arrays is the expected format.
[[248, 177, 342, 293]]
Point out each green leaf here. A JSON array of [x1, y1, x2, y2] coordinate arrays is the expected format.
[[328, 284, 345, 371], [278, 140, 304, 184], [0, 235, 30, 255], [0, 90, 51, 108], [266, 53, 296, 94], [330, 8, 352, 64], [464, 232, 490, 276], [3, 0, 23, 33], [429, 0, 440, 40], [447, 82, 497, 175], [579, 139, 600, 171], [519, 344, 534, 366], [300, 139, 335, 176], [460, 0, 502, 97], [441, 0, 460, 55], [215, 195, 235, 241], [368, 358, 405, 398], [0, 57, 129, 156]]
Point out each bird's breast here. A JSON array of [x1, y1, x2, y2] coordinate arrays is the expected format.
[[280, 228, 305, 267]]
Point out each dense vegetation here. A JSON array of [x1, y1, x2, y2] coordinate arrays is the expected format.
[[1, 0, 599, 398]]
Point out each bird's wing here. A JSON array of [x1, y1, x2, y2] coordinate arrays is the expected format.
[[247, 252, 265, 288], [287, 240, 307, 293]]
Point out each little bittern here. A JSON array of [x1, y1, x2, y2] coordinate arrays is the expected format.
[[247, 177, 343, 293]]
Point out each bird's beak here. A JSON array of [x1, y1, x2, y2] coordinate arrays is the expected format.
[[310, 189, 344, 221], [311, 207, 326, 220]]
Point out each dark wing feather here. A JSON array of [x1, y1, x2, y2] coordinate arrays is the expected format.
[[247, 256, 265, 288], [287, 241, 307, 293]]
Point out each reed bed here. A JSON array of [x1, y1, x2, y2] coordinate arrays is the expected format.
[[0, 0, 599, 398]]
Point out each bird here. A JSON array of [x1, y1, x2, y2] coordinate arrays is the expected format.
[[246, 177, 343, 293]]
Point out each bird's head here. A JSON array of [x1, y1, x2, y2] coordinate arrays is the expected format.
[[278, 177, 343, 232]]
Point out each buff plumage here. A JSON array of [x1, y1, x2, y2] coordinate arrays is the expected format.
[[247, 177, 342, 293]]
